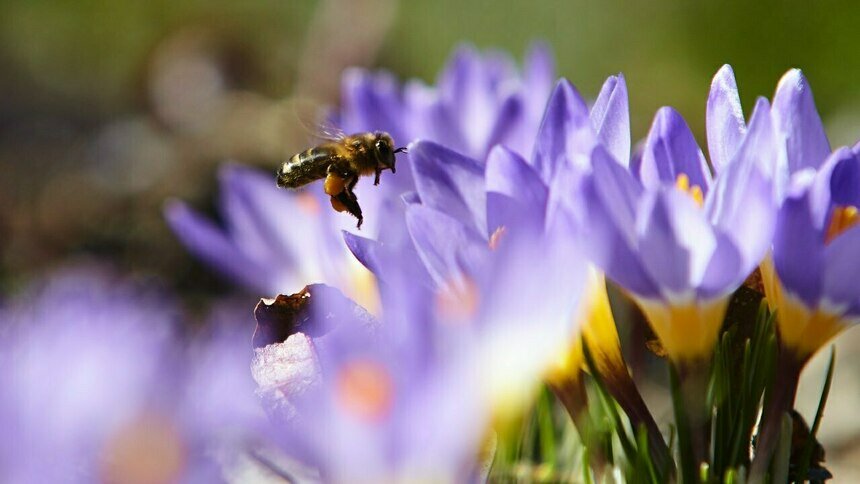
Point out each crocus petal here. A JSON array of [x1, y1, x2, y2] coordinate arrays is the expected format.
[[343, 231, 382, 275], [822, 225, 860, 312], [485, 146, 548, 233], [484, 93, 527, 158], [341, 69, 407, 143], [705, 132, 777, 272], [772, 69, 831, 174], [639, 107, 712, 193], [706, 65, 747, 173], [164, 200, 273, 292], [698, 231, 745, 299], [410, 141, 487, 235], [438, 45, 510, 156], [579, 152, 659, 297], [590, 146, 643, 244], [220, 165, 344, 286], [523, 41, 555, 115], [405, 205, 487, 288], [637, 189, 717, 298], [773, 186, 824, 308], [824, 148, 860, 208], [531, 79, 592, 183], [590, 74, 631, 167]]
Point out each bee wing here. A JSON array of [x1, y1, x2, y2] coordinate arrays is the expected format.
[[315, 117, 347, 142], [291, 98, 347, 144]]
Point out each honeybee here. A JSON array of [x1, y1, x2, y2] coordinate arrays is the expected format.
[[276, 131, 407, 228]]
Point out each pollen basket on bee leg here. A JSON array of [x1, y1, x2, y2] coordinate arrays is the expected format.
[[324, 173, 347, 196]]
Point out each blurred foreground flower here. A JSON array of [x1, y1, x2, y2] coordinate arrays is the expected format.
[[0, 267, 268, 483], [251, 227, 585, 481]]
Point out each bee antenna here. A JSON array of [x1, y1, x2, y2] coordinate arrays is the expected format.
[[394, 147, 408, 154]]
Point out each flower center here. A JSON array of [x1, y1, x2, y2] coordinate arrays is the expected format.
[[675, 173, 704, 208], [100, 412, 186, 484], [336, 359, 394, 423], [825, 205, 859, 244], [436, 277, 480, 323]]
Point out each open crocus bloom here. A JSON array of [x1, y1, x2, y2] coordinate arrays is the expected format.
[[770, 148, 860, 361], [583, 101, 777, 363]]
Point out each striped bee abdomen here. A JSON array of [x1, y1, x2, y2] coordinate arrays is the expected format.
[[277, 146, 337, 188]]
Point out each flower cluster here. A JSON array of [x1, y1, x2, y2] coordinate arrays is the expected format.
[[6, 44, 854, 483], [163, 44, 860, 482]]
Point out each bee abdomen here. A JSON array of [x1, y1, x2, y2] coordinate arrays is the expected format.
[[277, 147, 335, 188]]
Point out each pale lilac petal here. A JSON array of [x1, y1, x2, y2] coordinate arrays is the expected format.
[[483, 93, 527, 158], [590, 146, 643, 242], [772, 69, 831, 173], [707, 65, 747, 173], [340, 68, 407, 142], [485, 146, 547, 233], [531, 79, 592, 183], [698, 231, 745, 299], [405, 205, 486, 288], [639, 107, 712, 193], [578, 153, 659, 297], [410, 140, 487, 235], [773, 186, 824, 307], [822, 225, 860, 311], [523, 41, 556, 114], [164, 199, 270, 292], [590, 74, 631, 167], [637, 189, 717, 297], [705, 133, 777, 272], [438, 45, 509, 156]]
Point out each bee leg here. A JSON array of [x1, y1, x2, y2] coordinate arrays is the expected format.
[[374, 167, 382, 186], [347, 174, 359, 194], [333, 190, 363, 229]]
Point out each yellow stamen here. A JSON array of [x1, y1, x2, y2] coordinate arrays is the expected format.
[[101, 412, 186, 484], [825, 205, 859, 244], [636, 297, 729, 362], [336, 359, 394, 423], [675, 173, 704, 208]]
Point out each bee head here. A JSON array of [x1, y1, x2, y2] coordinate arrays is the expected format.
[[373, 131, 405, 174]]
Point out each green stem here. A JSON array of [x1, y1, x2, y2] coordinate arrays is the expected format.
[[749, 347, 802, 481]]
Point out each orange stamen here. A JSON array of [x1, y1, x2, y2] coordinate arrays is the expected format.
[[825, 205, 859, 244]]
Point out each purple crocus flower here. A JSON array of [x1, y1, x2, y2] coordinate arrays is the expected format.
[[708, 65, 860, 361], [0, 267, 268, 483], [583, 96, 778, 362], [769, 147, 860, 360], [253, 229, 586, 481]]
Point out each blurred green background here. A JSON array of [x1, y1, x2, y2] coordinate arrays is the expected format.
[[1, 0, 859, 293]]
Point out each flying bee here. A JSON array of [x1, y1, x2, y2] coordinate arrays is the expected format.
[[276, 131, 407, 228]]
